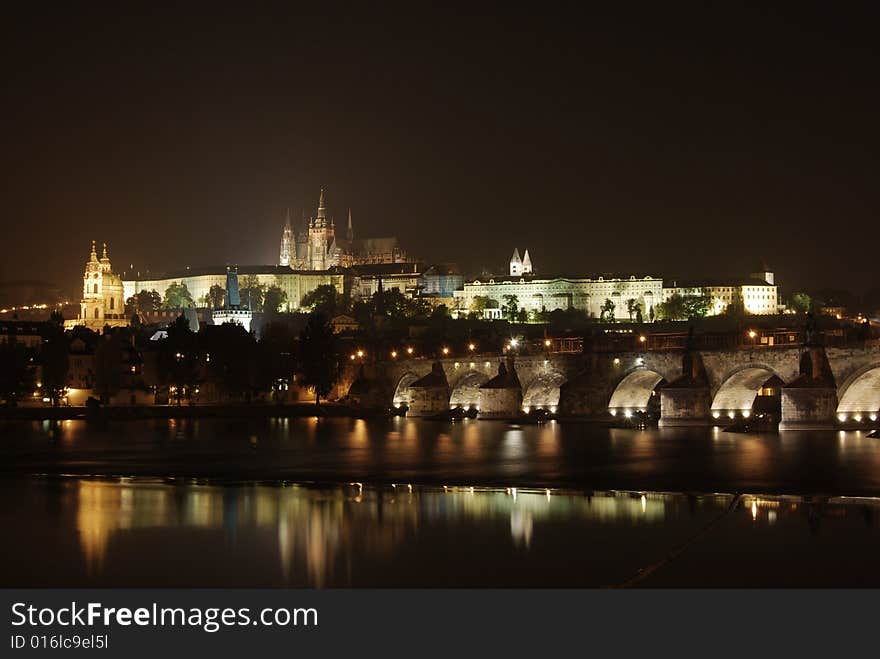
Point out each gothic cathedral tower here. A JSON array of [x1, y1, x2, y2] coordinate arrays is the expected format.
[[307, 187, 336, 270], [279, 209, 293, 267]]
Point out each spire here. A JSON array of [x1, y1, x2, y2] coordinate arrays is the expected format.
[[509, 248, 522, 276], [280, 209, 293, 266], [347, 208, 354, 242], [101, 242, 108, 260], [522, 249, 532, 274], [316, 187, 327, 225], [90, 240, 98, 262]]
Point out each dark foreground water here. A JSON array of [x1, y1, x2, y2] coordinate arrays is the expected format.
[[3, 478, 880, 587], [3, 418, 880, 587]]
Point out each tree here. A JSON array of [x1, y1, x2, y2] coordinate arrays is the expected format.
[[681, 293, 711, 319], [625, 298, 642, 321], [0, 336, 33, 406], [256, 322, 297, 402], [41, 319, 69, 407], [204, 285, 225, 310], [600, 298, 616, 322], [126, 289, 162, 315], [790, 292, 812, 313], [157, 315, 200, 405], [93, 333, 123, 403], [239, 275, 265, 312], [656, 292, 711, 321], [502, 294, 519, 321], [468, 295, 497, 319], [263, 285, 288, 313], [204, 323, 256, 401], [298, 313, 338, 405], [162, 282, 194, 310], [301, 284, 348, 316]]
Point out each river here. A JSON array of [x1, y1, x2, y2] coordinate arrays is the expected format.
[[2, 417, 880, 586]]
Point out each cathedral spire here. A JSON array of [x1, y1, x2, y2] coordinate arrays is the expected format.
[[316, 187, 327, 225], [90, 240, 98, 262], [102, 242, 108, 260], [347, 208, 354, 242]]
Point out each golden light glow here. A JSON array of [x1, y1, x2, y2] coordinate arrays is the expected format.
[[391, 350, 398, 358], [544, 339, 551, 347], [406, 347, 414, 355], [442, 347, 450, 355], [639, 335, 646, 343], [356, 349, 364, 358], [468, 343, 475, 351], [748, 330, 757, 339]]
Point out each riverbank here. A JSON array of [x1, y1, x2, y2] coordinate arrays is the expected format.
[[0, 402, 363, 421]]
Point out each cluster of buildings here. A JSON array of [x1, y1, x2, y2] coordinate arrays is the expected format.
[[451, 250, 778, 320], [68, 188, 780, 331]]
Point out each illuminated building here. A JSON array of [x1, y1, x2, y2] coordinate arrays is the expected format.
[[68, 242, 128, 330], [454, 257, 663, 320], [282, 188, 408, 270], [662, 266, 778, 316], [211, 266, 253, 332]]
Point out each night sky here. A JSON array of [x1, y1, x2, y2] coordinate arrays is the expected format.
[[2, 4, 879, 297]]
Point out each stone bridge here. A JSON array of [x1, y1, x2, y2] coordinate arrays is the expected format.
[[340, 344, 880, 429]]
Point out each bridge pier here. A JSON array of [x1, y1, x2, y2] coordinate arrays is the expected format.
[[658, 386, 712, 426], [478, 358, 524, 419], [779, 387, 838, 430]]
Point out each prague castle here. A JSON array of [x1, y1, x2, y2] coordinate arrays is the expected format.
[[113, 188, 414, 321], [280, 188, 407, 270], [67, 188, 779, 332]]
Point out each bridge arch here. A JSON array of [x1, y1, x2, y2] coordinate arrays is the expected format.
[[450, 370, 490, 410], [392, 372, 421, 408], [836, 362, 880, 419], [522, 370, 567, 412], [608, 369, 666, 414], [711, 365, 785, 418]]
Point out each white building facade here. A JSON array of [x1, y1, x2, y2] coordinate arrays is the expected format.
[[454, 274, 664, 320]]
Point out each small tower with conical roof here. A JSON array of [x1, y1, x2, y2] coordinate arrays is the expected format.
[[509, 248, 523, 276], [522, 249, 533, 274]]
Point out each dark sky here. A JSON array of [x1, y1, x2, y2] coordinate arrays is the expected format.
[[2, 4, 879, 297]]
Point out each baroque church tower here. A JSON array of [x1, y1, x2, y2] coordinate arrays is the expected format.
[[77, 241, 127, 330]]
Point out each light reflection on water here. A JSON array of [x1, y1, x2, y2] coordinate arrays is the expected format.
[[4, 476, 880, 587]]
